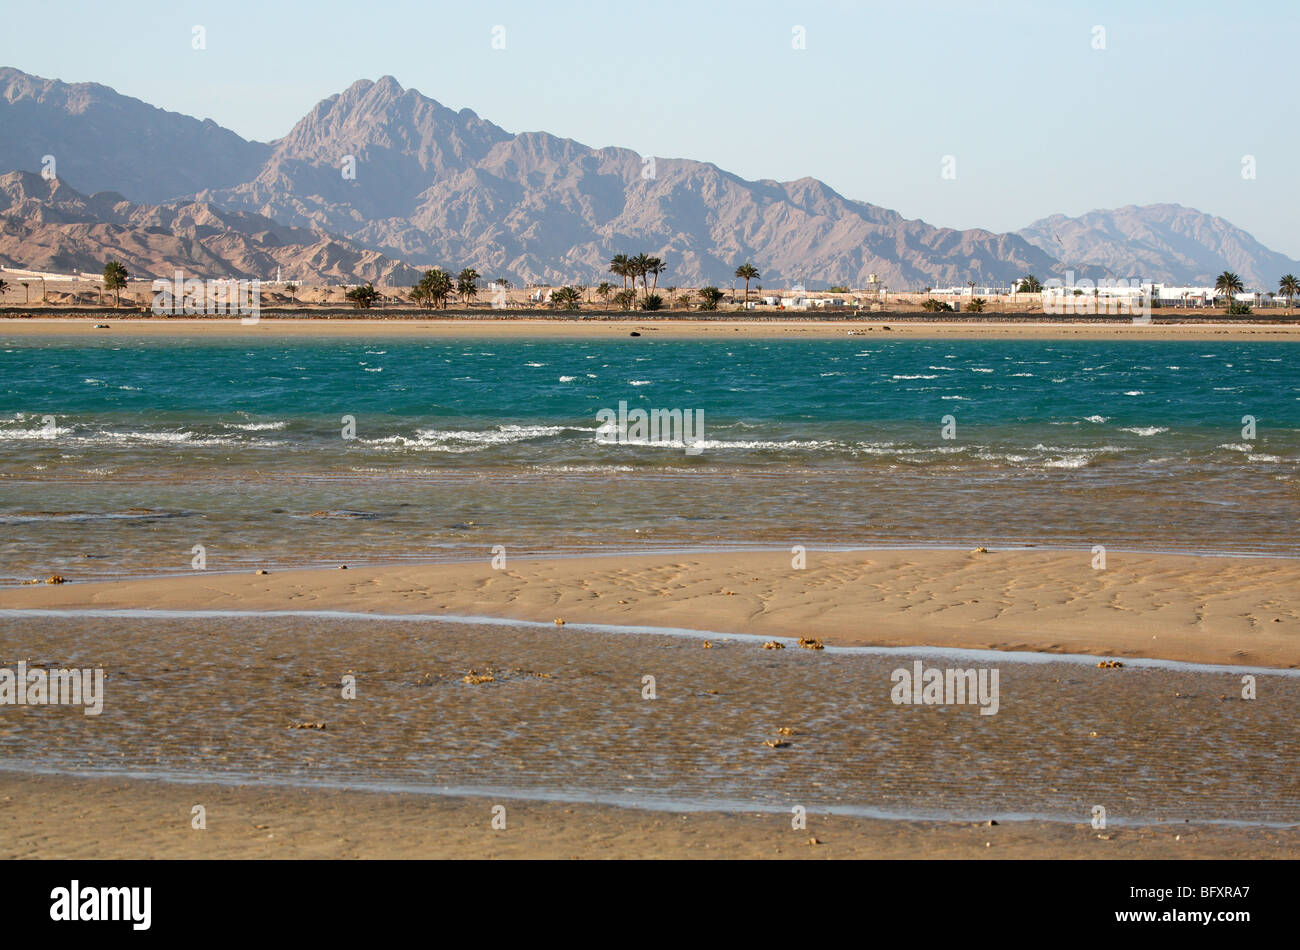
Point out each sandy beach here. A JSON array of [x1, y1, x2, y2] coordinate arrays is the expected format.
[[4, 327, 1296, 860], [4, 549, 1296, 669], [3, 316, 1299, 340], [4, 771, 1293, 860], [3, 577, 1297, 860]]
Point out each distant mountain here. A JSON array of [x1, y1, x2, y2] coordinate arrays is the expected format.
[[0, 67, 269, 204], [0, 171, 421, 285], [197, 75, 1063, 288], [0, 69, 1060, 287], [1, 68, 1293, 290], [1018, 205, 1300, 288]]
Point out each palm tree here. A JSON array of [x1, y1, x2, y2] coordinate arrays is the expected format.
[[0, 278, 7, 300], [734, 263, 760, 305], [698, 287, 725, 311], [102, 260, 129, 308], [646, 256, 666, 296], [595, 281, 614, 303], [609, 254, 631, 291], [457, 268, 480, 304], [631, 253, 652, 300], [550, 286, 582, 310], [1279, 274, 1299, 314], [408, 281, 431, 310], [344, 283, 380, 310], [1214, 271, 1244, 309], [285, 283, 298, 304], [412, 268, 455, 309]]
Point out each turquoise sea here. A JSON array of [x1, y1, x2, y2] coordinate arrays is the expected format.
[[1, 335, 1297, 580]]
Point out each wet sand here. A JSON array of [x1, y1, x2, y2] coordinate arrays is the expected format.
[[1, 612, 1295, 859], [3, 549, 1296, 669], [5, 772, 1293, 859], [3, 317, 1299, 340]]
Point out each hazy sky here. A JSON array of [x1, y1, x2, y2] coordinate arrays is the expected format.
[[6, 0, 1298, 256]]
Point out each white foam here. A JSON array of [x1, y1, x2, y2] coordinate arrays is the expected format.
[[222, 421, 287, 432]]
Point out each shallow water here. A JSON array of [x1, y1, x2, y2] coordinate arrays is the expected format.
[[1, 615, 1294, 825], [1, 336, 1297, 580]]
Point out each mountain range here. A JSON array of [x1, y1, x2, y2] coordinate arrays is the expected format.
[[0, 171, 420, 286], [2, 67, 1295, 290]]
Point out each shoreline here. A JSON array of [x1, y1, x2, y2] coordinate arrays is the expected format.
[[3, 548, 1296, 668], [4, 316, 1300, 340], [7, 771, 1294, 859]]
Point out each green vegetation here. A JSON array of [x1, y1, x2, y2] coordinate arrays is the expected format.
[[641, 293, 664, 311], [1278, 274, 1298, 312], [410, 268, 454, 309], [1016, 275, 1042, 294], [102, 260, 129, 307], [645, 256, 666, 297], [610, 252, 666, 302], [734, 263, 760, 305], [613, 288, 637, 310], [1214, 271, 1243, 304], [456, 268, 480, 304], [345, 282, 380, 310], [921, 298, 955, 312], [967, 297, 987, 313], [550, 286, 582, 310], [826, 284, 850, 293], [698, 287, 725, 311], [609, 254, 631, 290], [284, 282, 298, 303]]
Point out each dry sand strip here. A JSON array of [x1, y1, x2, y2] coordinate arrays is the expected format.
[[4, 549, 1297, 669], [2, 772, 1293, 860], [2, 317, 1299, 340]]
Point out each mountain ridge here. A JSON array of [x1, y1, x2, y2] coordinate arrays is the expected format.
[[1, 68, 1293, 289], [1018, 204, 1300, 288], [0, 170, 421, 286]]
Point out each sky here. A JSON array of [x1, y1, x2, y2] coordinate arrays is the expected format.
[[4, 0, 1298, 257]]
